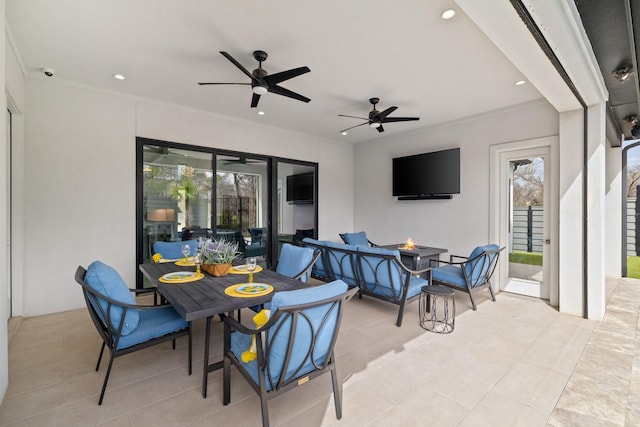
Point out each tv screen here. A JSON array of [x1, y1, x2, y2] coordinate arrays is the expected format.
[[392, 148, 460, 198], [286, 172, 314, 203]]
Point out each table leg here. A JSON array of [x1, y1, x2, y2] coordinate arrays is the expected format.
[[201, 314, 228, 399], [202, 315, 212, 398]]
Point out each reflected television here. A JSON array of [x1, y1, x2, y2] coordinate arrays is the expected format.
[[286, 172, 314, 204]]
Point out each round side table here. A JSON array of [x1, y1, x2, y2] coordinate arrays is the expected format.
[[419, 285, 455, 333]]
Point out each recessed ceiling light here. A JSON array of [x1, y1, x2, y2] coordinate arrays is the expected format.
[[341, 131, 348, 136], [441, 9, 456, 19], [258, 111, 265, 115], [515, 80, 527, 86], [113, 74, 125, 80]]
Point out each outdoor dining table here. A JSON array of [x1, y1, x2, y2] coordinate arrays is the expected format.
[[139, 262, 305, 398]]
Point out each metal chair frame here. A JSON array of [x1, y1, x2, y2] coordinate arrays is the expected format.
[[355, 251, 431, 326], [223, 287, 358, 427], [75, 266, 192, 405]]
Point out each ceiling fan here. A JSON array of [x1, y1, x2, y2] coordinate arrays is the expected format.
[[222, 156, 264, 165], [339, 98, 420, 133], [198, 50, 311, 108]]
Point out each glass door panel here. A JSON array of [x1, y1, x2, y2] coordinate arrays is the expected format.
[[276, 162, 317, 260], [142, 145, 213, 264], [502, 150, 549, 299], [215, 154, 269, 262]]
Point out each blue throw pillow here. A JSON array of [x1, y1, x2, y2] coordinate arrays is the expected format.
[[343, 231, 369, 246], [84, 261, 139, 336]]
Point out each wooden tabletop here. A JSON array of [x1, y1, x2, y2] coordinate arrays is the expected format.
[[139, 263, 305, 321]]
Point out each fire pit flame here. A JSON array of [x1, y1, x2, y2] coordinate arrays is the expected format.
[[400, 237, 416, 250]]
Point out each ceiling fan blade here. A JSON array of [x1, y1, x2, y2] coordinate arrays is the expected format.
[[339, 122, 369, 133], [251, 93, 261, 108], [220, 51, 257, 82], [198, 82, 251, 86], [377, 124, 385, 133], [338, 114, 369, 120], [268, 85, 311, 103], [380, 117, 420, 123], [374, 106, 398, 121], [264, 66, 310, 85]]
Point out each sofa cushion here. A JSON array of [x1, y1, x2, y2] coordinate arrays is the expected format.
[[356, 246, 406, 298], [301, 238, 330, 279], [84, 261, 139, 336], [342, 231, 369, 246], [324, 241, 358, 286]]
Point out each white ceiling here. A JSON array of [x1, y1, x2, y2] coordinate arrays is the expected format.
[[6, 0, 544, 144]]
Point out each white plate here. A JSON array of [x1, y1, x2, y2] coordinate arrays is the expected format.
[[161, 271, 196, 281], [235, 283, 270, 295]]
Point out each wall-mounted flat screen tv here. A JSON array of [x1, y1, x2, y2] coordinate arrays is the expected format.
[[392, 148, 460, 199], [286, 172, 314, 204]]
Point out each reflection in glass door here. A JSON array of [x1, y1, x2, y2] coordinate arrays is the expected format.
[[141, 145, 213, 264], [276, 162, 317, 259], [215, 154, 269, 262]]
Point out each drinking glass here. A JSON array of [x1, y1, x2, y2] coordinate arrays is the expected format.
[[194, 254, 201, 275], [246, 257, 257, 283], [182, 243, 191, 263]]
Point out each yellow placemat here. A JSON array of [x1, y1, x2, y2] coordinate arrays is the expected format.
[[229, 265, 264, 274], [224, 283, 273, 298], [159, 272, 204, 284], [175, 258, 196, 267]]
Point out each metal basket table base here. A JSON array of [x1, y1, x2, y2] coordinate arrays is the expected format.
[[419, 285, 455, 333]]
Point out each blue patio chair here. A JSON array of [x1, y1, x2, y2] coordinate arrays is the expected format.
[[276, 243, 320, 283], [429, 244, 505, 310], [76, 261, 192, 404], [339, 231, 377, 246], [223, 280, 357, 427], [152, 240, 197, 260]]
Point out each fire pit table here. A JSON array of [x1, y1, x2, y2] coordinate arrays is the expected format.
[[378, 241, 447, 278]]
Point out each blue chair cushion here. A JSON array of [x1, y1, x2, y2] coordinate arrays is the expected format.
[[324, 241, 358, 286], [84, 261, 139, 336], [432, 264, 467, 289], [342, 231, 369, 246], [117, 305, 188, 350], [231, 280, 348, 390], [153, 240, 197, 260], [464, 244, 500, 283], [276, 243, 314, 282]]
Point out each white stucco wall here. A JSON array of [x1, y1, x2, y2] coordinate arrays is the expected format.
[[353, 100, 559, 261], [20, 78, 354, 316], [605, 141, 622, 278]]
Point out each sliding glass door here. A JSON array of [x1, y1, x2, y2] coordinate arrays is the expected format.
[[136, 138, 318, 288]]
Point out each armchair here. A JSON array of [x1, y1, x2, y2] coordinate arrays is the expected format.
[[223, 280, 357, 427], [76, 261, 191, 404], [429, 244, 505, 310]]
